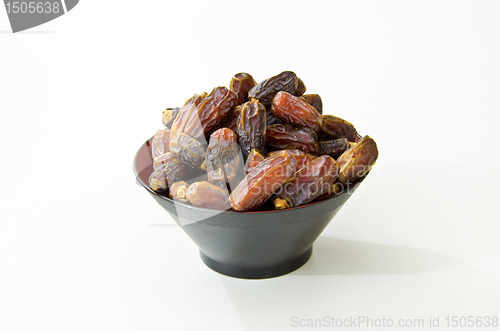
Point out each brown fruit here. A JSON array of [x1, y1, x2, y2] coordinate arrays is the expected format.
[[186, 181, 231, 210], [272, 91, 322, 131], [229, 151, 296, 211]]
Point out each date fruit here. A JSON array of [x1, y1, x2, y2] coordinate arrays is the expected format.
[[149, 168, 169, 193], [268, 149, 316, 170], [301, 94, 323, 114], [236, 99, 267, 159], [320, 115, 357, 142], [337, 135, 378, 184], [162, 107, 181, 128], [168, 181, 190, 203], [206, 128, 245, 190], [318, 138, 350, 158], [170, 87, 237, 142], [272, 91, 322, 131], [170, 93, 207, 142], [151, 128, 171, 159], [169, 133, 207, 169], [153, 152, 173, 170], [293, 77, 307, 96], [229, 151, 296, 211], [248, 71, 299, 106], [244, 149, 265, 173], [198, 87, 239, 137], [220, 104, 242, 132], [266, 107, 283, 125], [273, 155, 339, 209], [186, 181, 231, 210], [266, 123, 318, 154], [229, 72, 257, 104], [149, 153, 189, 192]]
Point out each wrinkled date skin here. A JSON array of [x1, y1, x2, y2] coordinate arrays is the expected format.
[[153, 152, 173, 171], [170, 93, 207, 142], [292, 77, 307, 96], [162, 107, 181, 128], [149, 167, 169, 193], [320, 115, 358, 142], [148, 153, 190, 193], [266, 123, 319, 155], [220, 105, 241, 132], [273, 155, 340, 209], [186, 181, 231, 210], [266, 107, 283, 125], [272, 91, 322, 131], [248, 71, 299, 106], [236, 99, 267, 159], [198, 87, 239, 137], [318, 138, 351, 158], [151, 128, 171, 159], [244, 149, 265, 173], [170, 87, 238, 142], [301, 94, 323, 114], [268, 149, 316, 170], [229, 72, 257, 104], [168, 181, 190, 203], [169, 133, 207, 169], [337, 135, 378, 184], [205, 128, 245, 190], [229, 151, 296, 211]]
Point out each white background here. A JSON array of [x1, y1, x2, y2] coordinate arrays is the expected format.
[[1, 1, 500, 330]]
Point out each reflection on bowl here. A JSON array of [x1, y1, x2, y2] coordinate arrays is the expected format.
[[134, 138, 367, 279]]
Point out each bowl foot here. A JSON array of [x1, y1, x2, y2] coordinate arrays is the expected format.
[[199, 247, 313, 279]]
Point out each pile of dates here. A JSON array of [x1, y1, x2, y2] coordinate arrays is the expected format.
[[149, 71, 378, 212]]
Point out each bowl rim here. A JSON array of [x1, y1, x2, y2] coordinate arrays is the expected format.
[[133, 137, 365, 214]]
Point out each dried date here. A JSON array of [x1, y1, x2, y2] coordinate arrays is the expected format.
[[301, 94, 323, 114], [229, 72, 257, 104], [229, 151, 296, 211], [266, 107, 283, 125], [244, 149, 265, 173], [170, 93, 207, 141], [198, 87, 239, 137], [149, 167, 169, 193], [236, 99, 267, 159], [273, 155, 339, 209], [205, 128, 245, 190], [170, 87, 237, 142], [318, 138, 350, 158], [219, 105, 242, 132], [272, 91, 322, 131], [266, 123, 318, 155], [292, 77, 307, 96], [186, 181, 231, 210], [151, 128, 171, 159], [162, 107, 181, 128], [337, 135, 378, 184], [320, 115, 357, 142], [168, 181, 190, 203], [148, 153, 190, 192], [268, 149, 316, 170], [248, 71, 299, 106], [153, 152, 172, 170], [169, 133, 207, 169]]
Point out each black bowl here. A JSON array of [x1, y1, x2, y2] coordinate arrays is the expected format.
[[134, 139, 366, 279]]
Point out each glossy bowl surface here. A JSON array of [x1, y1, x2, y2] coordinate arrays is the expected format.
[[134, 138, 366, 279]]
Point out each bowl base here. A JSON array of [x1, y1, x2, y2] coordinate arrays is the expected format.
[[199, 247, 312, 279]]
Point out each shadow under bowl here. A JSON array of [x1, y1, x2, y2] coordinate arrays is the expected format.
[[134, 138, 366, 279]]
